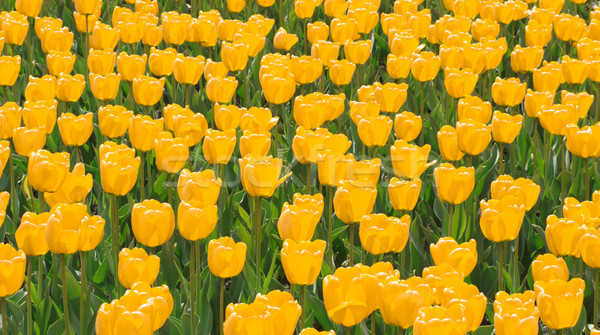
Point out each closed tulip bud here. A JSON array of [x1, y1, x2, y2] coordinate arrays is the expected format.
[[118, 248, 160, 289], [494, 291, 540, 335], [56, 74, 85, 102], [148, 47, 177, 77], [44, 163, 93, 207], [35, 16, 62, 39], [293, 94, 328, 130], [324, 0, 349, 18], [390, 140, 435, 179], [45, 203, 88, 254], [25, 75, 57, 102], [0, 142, 8, 176], [388, 177, 421, 211], [295, 0, 316, 18], [281, 239, 325, 285], [160, 12, 189, 46], [531, 253, 569, 282], [132, 75, 164, 106], [456, 95, 492, 123], [208, 237, 246, 278], [359, 214, 410, 255], [154, 132, 188, 174], [545, 215, 590, 257], [444, 68, 478, 99], [170, 110, 208, 148], [3, 15, 29, 46], [565, 124, 600, 158], [414, 304, 468, 335], [562, 91, 594, 119], [511, 45, 544, 73], [262, 73, 296, 104], [73, 13, 98, 33], [411, 51, 440, 82], [561, 55, 587, 84], [481, 38, 508, 71], [330, 15, 359, 45], [206, 77, 238, 104], [323, 266, 376, 327], [238, 131, 269, 157], [203, 59, 229, 81], [46, 51, 75, 76], [57, 112, 93, 147], [538, 104, 578, 135], [233, 32, 265, 58], [491, 175, 540, 211], [90, 73, 121, 101], [273, 27, 299, 51], [350, 101, 379, 126], [534, 278, 585, 330], [491, 111, 522, 144], [173, 55, 205, 85], [214, 104, 243, 131], [357, 115, 393, 147], [0, 102, 22, 139], [79, 215, 105, 252], [177, 169, 221, 205], [0, 56, 21, 87], [239, 155, 291, 198], [307, 21, 329, 44], [292, 127, 328, 164], [13, 127, 46, 157], [90, 23, 119, 50], [98, 105, 133, 138], [40, 27, 73, 53], [16, 212, 50, 256], [375, 82, 409, 113], [431, 237, 477, 276], [379, 277, 434, 330], [221, 42, 248, 72], [525, 20, 553, 47], [291, 56, 323, 85], [316, 152, 354, 186], [461, 44, 487, 74], [186, 17, 215, 45], [100, 148, 140, 196], [579, 229, 600, 268], [333, 180, 377, 224], [16, 0, 43, 17], [311, 41, 340, 68], [142, 23, 163, 47], [177, 201, 217, 241], [479, 196, 526, 242], [524, 89, 555, 118], [28, 149, 69, 193], [554, 13, 587, 42], [226, 0, 245, 12], [533, 62, 563, 92], [348, 7, 378, 35], [240, 107, 279, 132], [434, 163, 474, 205], [128, 115, 164, 152], [203, 129, 236, 164], [386, 54, 412, 80], [345, 157, 381, 188], [132, 200, 175, 247], [394, 111, 422, 142], [0, 244, 26, 297], [492, 77, 527, 107], [74, 0, 100, 15], [116, 53, 147, 82], [217, 19, 244, 42], [472, 18, 499, 41], [345, 39, 372, 65]]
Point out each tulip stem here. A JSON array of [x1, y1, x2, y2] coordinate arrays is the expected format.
[[8, 151, 17, 221], [300, 285, 306, 329], [585, 158, 590, 200], [346, 327, 351, 335], [190, 240, 196, 334], [111, 194, 121, 298], [279, 0, 284, 29], [306, 164, 311, 194], [594, 268, 599, 329], [370, 313, 375, 335], [420, 81, 425, 117], [185, 84, 191, 108], [220, 277, 224, 335], [80, 251, 86, 335], [596, 82, 600, 123], [560, 137, 566, 202], [447, 205, 454, 238], [85, 15, 90, 86], [254, 197, 262, 294], [61, 254, 71, 335], [244, 67, 249, 108], [327, 186, 333, 268], [398, 327, 405, 335], [26, 257, 32, 335], [349, 223, 355, 266], [140, 151, 145, 200], [1, 297, 6, 335], [498, 241, 504, 292], [498, 143, 504, 175]]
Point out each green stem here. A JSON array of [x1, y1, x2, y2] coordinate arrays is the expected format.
[[168, 174, 173, 209], [244, 68, 249, 108], [85, 15, 89, 85], [513, 237, 519, 293], [371, 312, 375, 335], [80, 251, 86, 335], [448, 204, 454, 238], [254, 197, 262, 294], [190, 240, 195, 334], [498, 241, 505, 292], [195, 240, 201, 323], [398, 328, 405, 335], [420, 81, 425, 117], [327, 186, 333, 268], [585, 158, 590, 200], [61, 254, 71, 335], [111, 194, 120, 298], [346, 327, 351, 335], [545, 134, 553, 198], [498, 143, 504, 175], [129, 81, 134, 112], [220, 277, 224, 335], [596, 82, 600, 123], [140, 151, 145, 200], [37, 256, 42, 309], [8, 151, 16, 221], [561, 137, 566, 201], [349, 224, 355, 266], [306, 164, 311, 194], [1, 297, 6, 335], [185, 84, 191, 108], [279, 0, 283, 29], [595, 269, 599, 329], [27, 180, 35, 213], [300, 285, 306, 329], [39, 192, 45, 213], [26, 257, 32, 335]]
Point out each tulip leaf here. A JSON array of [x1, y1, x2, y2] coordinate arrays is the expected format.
[[473, 325, 494, 335], [92, 258, 108, 284]]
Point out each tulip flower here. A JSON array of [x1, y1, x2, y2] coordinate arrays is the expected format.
[[491, 175, 540, 211], [328, 59, 356, 86], [177, 200, 218, 241], [13, 127, 46, 157], [0, 243, 26, 297], [90, 73, 121, 101], [28, 150, 70, 193], [492, 77, 527, 107], [90, 23, 119, 50], [390, 31, 419, 57], [87, 49, 116, 76], [511, 45, 544, 73], [307, 21, 329, 44], [388, 177, 421, 211], [300, 329, 335, 335], [118, 248, 160, 289], [545, 215, 590, 257], [221, 42, 248, 72], [132, 199, 175, 247], [25, 75, 57, 102], [16, 212, 50, 256], [434, 163, 475, 205], [357, 115, 393, 148], [479, 196, 526, 242], [214, 104, 243, 131], [525, 20, 552, 47], [273, 27, 299, 51], [323, 266, 375, 327], [431, 238, 477, 277], [374, 82, 409, 113], [359, 213, 410, 255], [45, 203, 102, 254], [291, 56, 323, 85], [133, 75, 165, 107], [2, 14, 28, 46], [333, 180, 377, 224], [561, 55, 587, 84], [393, 112, 422, 142], [437, 125, 466, 162], [562, 91, 594, 119], [345, 157, 381, 188], [379, 277, 434, 330], [206, 77, 238, 104], [293, 94, 329, 130], [413, 304, 468, 335], [494, 291, 540, 335], [440, 282, 487, 332], [390, 140, 435, 180], [386, 54, 413, 80], [456, 120, 492, 156], [444, 68, 478, 98], [117, 52, 147, 82], [40, 27, 73, 53], [98, 105, 133, 138], [532, 253, 569, 282], [0, 102, 22, 139], [535, 279, 585, 330], [563, 197, 600, 227], [203, 129, 236, 165], [311, 40, 340, 67], [238, 155, 292, 198], [44, 163, 93, 207], [457, 95, 493, 124], [565, 124, 600, 159], [538, 104, 578, 136], [142, 23, 163, 47], [411, 51, 440, 82], [173, 55, 205, 86], [524, 90, 555, 118], [208, 237, 247, 278], [492, 111, 523, 144], [292, 127, 329, 164], [0, 143, 8, 177], [128, 115, 164, 152], [170, 109, 208, 147], [233, 32, 265, 58], [100, 145, 141, 196], [160, 13, 188, 46], [240, 131, 271, 157], [281, 239, 325, 285], [57, 113, 93, 147], [240, 107, 279, 132], [22, 99, 57, 134], [316, 152, 355, 187], [177, 169, 222, 205], [56, 74, 85, 103]]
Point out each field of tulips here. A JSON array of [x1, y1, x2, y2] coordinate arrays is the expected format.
[[4, 0, 600, 333]]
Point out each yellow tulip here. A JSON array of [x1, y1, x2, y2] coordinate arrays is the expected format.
[[390, 140, 435, 180], [431, 237, 477, 277], [0, 243, 26, 297], [177, 200, 218, 241], [177, 169, 221, 205], [133, 75, 165, 106], [434, 163, 474, 205], [208, 237, 247, 278], [534, 278, 585, 330], [16, 212, 50, 256], [281, 239, 325, 285], [116, 52, 147, 82], [333, 180, 377, 224], [545, 215, 590, 257], [202, 129, 237, 165], [323, 266, 376, 327], [491, 77, 527, 107], [359, 213, 410, 255], [239, 155, 291, 198], [132, 199, 175, 247], [44, 163, 93, 207], [532, 253, 569, 282]]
